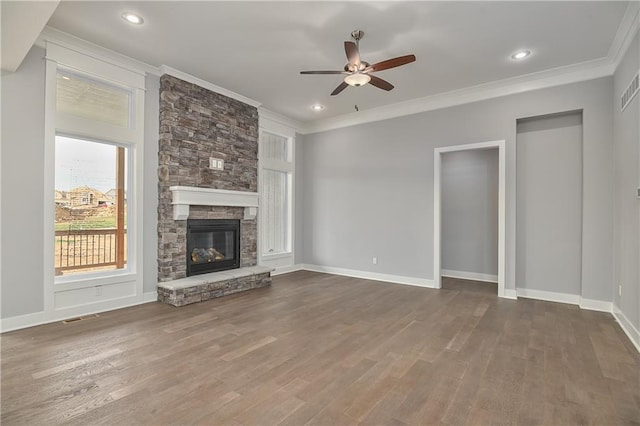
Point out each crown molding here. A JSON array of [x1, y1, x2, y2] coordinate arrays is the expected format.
[[37, 4, 639, 137], [158, 65, 261, 108], [609, 1, 640, 69], [37, 26, 157, 77], [300, 57, 614, 135], [258, 107, 303, 133], [37, 27, 262, 109]]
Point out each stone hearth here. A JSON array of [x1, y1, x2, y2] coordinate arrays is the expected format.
[[158, 266, 273, 307]]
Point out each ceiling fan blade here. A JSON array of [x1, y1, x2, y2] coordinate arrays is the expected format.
[[300, 70, 347, 75], [331, 81, 349, 96], [365, 54, 416, 73], [369, 75, 394, 91], [344, 41, 361, 69]]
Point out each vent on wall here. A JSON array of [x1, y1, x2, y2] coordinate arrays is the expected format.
[[621, 71, 639, 111]]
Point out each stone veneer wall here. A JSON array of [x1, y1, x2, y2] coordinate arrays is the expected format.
[[158, 74, 259, 282]]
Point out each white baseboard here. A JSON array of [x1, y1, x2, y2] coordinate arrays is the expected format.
[[579, 298, 613, 313], [301, 264, 435, 288], [441, 269, 498, 283], [270, 264, 305, 276], [516, 288, 581, 305], [503, 288, 518, 300], [613, 304, 640, 353], [0, 291, 158, 333]]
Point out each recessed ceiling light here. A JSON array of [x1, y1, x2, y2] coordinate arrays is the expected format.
[[511, 50, 531, 60], [311, 104, 325, 111], [122, 12, 144, 25]]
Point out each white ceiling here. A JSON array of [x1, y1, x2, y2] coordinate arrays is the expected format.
[[45, 1, 630, 123], [1, 0, 60, 72]]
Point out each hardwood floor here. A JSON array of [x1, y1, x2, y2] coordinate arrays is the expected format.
[[2, 272, 639, 425]]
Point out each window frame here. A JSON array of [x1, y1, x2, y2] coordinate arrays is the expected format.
[[43, 42, 146, 310], [258, 117, 295, 271], [53, 134, 133, 285]]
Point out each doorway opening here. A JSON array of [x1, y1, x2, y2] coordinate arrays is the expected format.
[[434, 140, 506, 298]]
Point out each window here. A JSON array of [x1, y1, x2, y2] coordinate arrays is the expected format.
[[54, 136, 129, 276], [262, 168, 289, 254], [259, 126, 294, 266], [56, 71, 131, 127], [45, 42, 145, 299]]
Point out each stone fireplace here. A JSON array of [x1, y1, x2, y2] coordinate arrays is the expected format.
[[156, 74, 271, 306]]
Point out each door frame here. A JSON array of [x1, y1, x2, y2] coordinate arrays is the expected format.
[[433, 140, 506, 297]]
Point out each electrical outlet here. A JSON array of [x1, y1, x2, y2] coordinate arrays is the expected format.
[[619, 285, 622, 297], [372, 257, 377, 265], [96, 286, 102, 296]]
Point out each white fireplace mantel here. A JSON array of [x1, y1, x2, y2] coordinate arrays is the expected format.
[[170, 186, 259, 220]]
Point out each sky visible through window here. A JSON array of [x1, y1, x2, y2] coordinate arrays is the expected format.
[[55, 136, 117, 193]]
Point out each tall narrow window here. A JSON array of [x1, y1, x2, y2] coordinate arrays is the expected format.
[[260, 130, 293, 261], [262, 169, 289, 254], [54, 136, 128, 276], [45, 42, 145, 313]]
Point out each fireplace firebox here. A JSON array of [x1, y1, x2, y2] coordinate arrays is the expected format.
[[186, 219, 240, 276]]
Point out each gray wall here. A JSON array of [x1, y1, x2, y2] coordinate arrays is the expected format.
[[516, 112, 583, 294], [1, 46, 46, 318], [613, 30, 639, 328], [1, 46, 160, 319], [441, 149, 498, 276], [300, 76, 613, 301]]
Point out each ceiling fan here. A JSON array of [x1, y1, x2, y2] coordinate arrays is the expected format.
[[300, 30, 416, 96]]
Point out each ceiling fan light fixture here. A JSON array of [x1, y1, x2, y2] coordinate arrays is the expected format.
[[344, 73, 371, 87]]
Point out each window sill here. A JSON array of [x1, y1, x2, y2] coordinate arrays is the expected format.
[[261, 252, 293, 261], [55, 271, 136, 292]]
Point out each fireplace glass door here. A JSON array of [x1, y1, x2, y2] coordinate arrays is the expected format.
[[187, 219, 240, 276]]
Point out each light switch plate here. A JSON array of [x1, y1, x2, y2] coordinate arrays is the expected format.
[[209, 157, 224, 170]]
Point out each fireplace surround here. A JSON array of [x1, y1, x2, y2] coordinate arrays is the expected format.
[[157, 74, 271, 307]]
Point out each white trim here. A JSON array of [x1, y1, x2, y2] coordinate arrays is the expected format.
[[258, 108, 302, 135], [0, 292, 157, 333], [159, 65, 261, 108], [613, 305, 640, 353], [579, 298, 613, 313], [169, 186, 259, 220], [516, 288, 581, 305], [37, 26, 159, 77], [46, 42, 145, 89], [503, 289, 518, 300], [257, 120, 296, 270], [610, 1, 640, 70], [441, 269, 498, 284], [434, 140, 506, 298], [270, 264, 305, 276], [300, 58, 614, 134], [301, 264, 435, 289]]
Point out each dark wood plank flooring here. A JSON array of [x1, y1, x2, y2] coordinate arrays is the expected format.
[[2, 272, 638, 425]]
